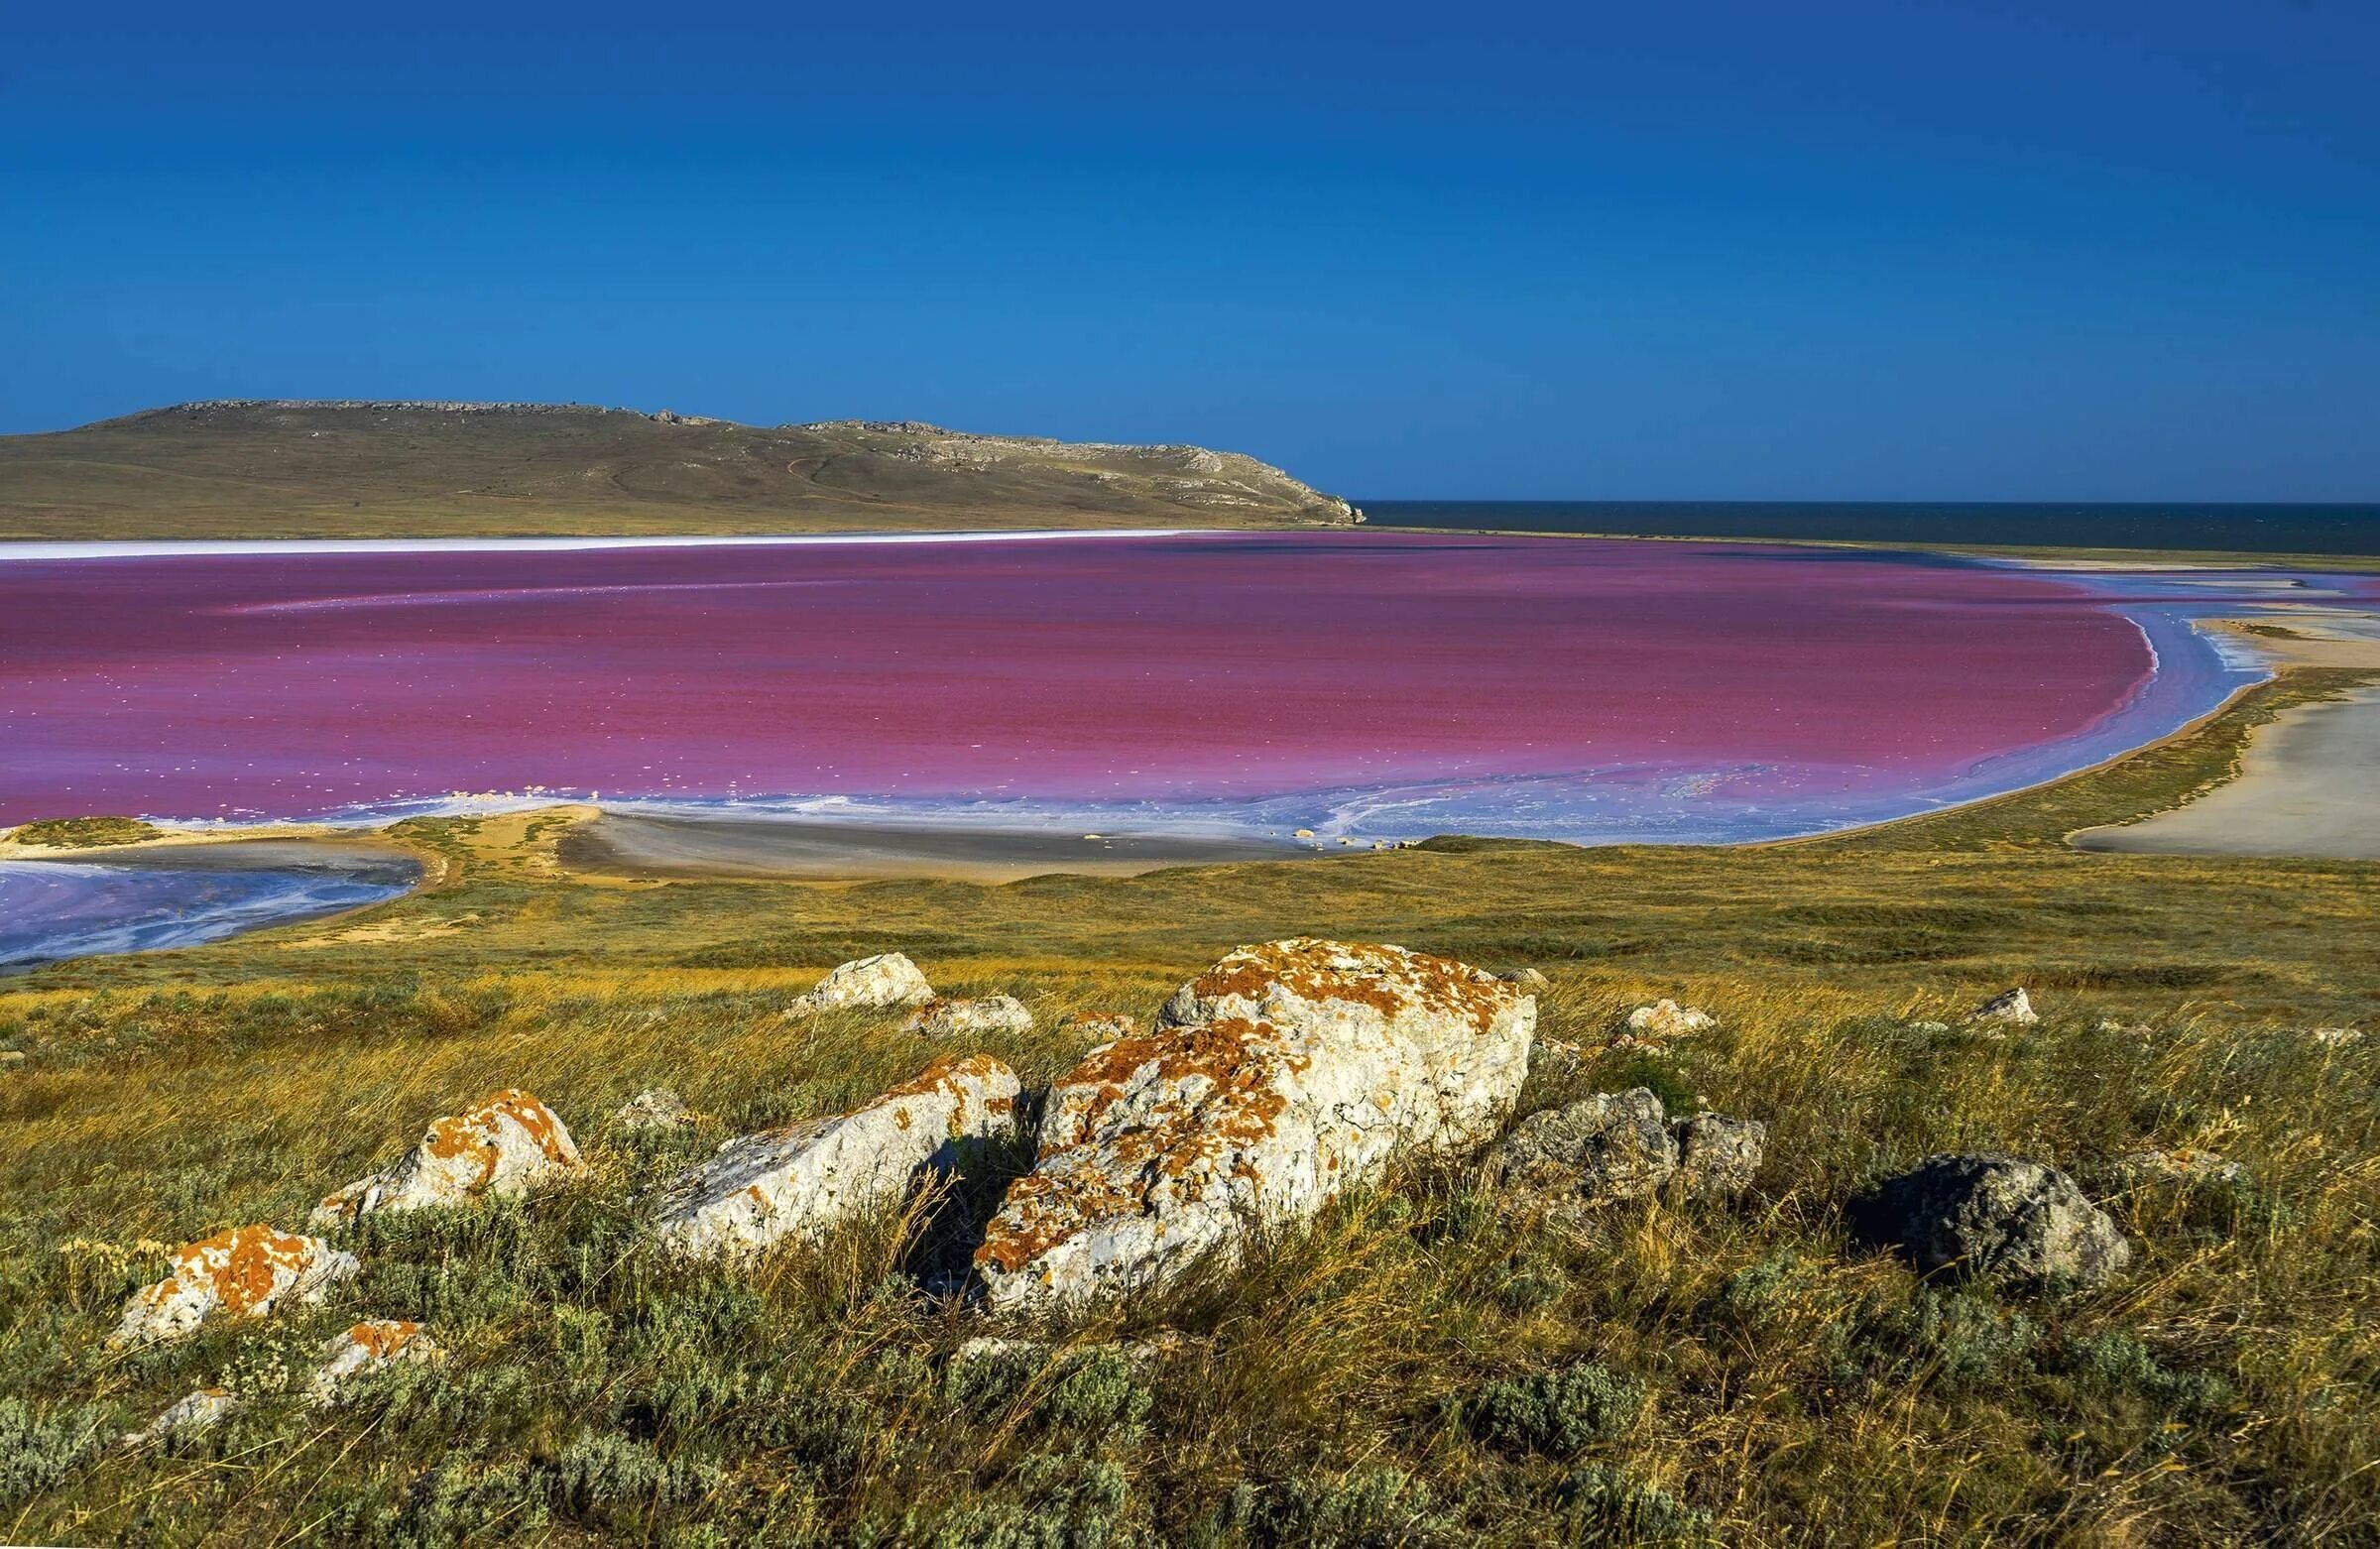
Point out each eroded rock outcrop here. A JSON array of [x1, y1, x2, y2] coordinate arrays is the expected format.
[[903, 995, 1033, 1038], [976, 939, 1534, 1311], [311, 1090, 585, 1226], [1852, 1152, 2130, 1290], [654, 1053, 1018, 1257], [785, 953, 935, 1015], [309, 1319, 444, 1402], [113, 1226, 359, 1348]]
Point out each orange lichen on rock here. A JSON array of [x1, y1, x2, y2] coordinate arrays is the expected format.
[[114, 1225, 359, 1347], [311, 1090, 585, 1226]]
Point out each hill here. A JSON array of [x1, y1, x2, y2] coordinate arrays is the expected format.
[[0, 402, 1363, 539]]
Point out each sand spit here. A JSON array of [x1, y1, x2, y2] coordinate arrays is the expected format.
[[2075, 683, 2380, 861], [555, 811, 1306, 883]]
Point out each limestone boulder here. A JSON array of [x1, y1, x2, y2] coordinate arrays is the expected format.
[[112, 1226, 359, 1348], [903, 994, 1033, 1038], [1493, 1089, 1677, 1204], [654, 1053, 1019, 1257], [1625, 1000, 1714, 1039], [785, 952, 934, 1015], [309, 1319, 445, 1403], [1673, 1114, 1766, 1197], [613, 1087, 692, 1132], [1964, 988, 2039, 1027], [311, 1090, 585, 1227], [976, 939, 1533, 1311], [1852, 1152, 2131, 1290], [124, 1388, 239, 1448]]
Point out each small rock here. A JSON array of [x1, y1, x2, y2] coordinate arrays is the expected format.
[[952, 1332, 1195, 1371], [1625, 1000, 1714, 1038], [1672, 1114, 1766, 1197], [2311, 1026, 2363, 1048], [613, 1087, 692, 1132], [0, 1049, 25, 1065], [655, 1053, 1019, 1256], [311, 1090, 585, 1226], [784, 952, 934, 1015], [1908, 1020, 1953, 1034], [978, 939, 1534, 1311], [309, 1319, 444, 1402], [1062, 1012, 1138, 1041], [2094, 1017, 2154, 1036], [113, 1226, 359, 1347], [1852, 1152, 2131, 1290], [902, 994, 1033, 1038], [1494, 1089, 1677, 1204], [2116, 1147, 2243, 1186], [1499, 968, 1551, 991], [124, 1388, 239, 1448], [1964, 989, 2038, 1027]]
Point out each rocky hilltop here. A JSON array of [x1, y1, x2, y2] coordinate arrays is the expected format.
[[0, 400, 1364, 539]]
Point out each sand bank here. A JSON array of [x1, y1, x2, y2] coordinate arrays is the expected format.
[[2075, 683, 2380, 860], [557, 811, 1308, 883]]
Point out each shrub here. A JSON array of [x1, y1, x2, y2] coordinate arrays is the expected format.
[[1469, 1360, 1645, 1456], [0, 1398, 110, 1510], [1559, 1464, 1715, 1545]]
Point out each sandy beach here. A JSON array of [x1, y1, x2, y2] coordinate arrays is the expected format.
[[556, 811, 1310, 883]]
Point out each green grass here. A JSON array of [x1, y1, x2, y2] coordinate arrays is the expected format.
[[1, 681, 2376, 1543], [3, 816, 167, 849]]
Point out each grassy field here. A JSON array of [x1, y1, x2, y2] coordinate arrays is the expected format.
[[2, 674, 2376, 1544]]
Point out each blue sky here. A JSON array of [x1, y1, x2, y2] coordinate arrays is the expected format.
[[4, 1, 2375, 500]]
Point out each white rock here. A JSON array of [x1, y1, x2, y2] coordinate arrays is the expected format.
[[1964, 988, 2039, 1026], [784, 952, 935, 1015], [308, 1319, 445, 1403], [124, 1388, 239, 1448], [2311, 1026, 2363, 1047], [977, 938, 1534, 1312], [654, 1053, 1019, 1256], [902, 994, 1033, 1038], [310, 1090, 585, 1227], [1500, 968, 1551, 991], [2116, 1147, 2244, 1186], [112, 1226, 360, 1348], [1625, 999, 1715, 1038], [613, 1087, 693, 1132]]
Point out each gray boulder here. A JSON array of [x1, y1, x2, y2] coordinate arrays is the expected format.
[[1853, 1152, 2131, 1289], [1673, 1114, 1766, 1197], [1493, 1088, 1677, 1204]]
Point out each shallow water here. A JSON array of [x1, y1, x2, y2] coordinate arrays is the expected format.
[[0, 845, 420, 972]]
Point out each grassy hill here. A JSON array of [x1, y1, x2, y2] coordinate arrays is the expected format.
[[1, 672, 2374, 1543], [0, 402, 1362, 540]]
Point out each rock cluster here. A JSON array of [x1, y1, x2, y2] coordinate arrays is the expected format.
[[654, 1054, 1018, 1257], [976, 939, 1536, 1311], [311, 1090, 585, 1226], [1852, 1152, 2130, 1289]]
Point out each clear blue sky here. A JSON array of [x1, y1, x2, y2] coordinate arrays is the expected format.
[[5, 1, 2375, 500]]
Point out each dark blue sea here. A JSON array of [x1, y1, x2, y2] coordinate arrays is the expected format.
[[1361, 502, 2380, 557]]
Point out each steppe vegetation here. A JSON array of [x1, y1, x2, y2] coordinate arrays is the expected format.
[[1, 676, 2375, 1544]]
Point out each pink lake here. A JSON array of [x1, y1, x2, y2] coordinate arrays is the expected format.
[[0, 532, 2270, 843]]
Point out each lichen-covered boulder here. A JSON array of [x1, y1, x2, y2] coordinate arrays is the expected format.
[[1625, 1000, 1714, 1039], [977, 939, 1533, 1311], [1673, 1114, 1766, 1197], [1493, 1088, 1677, 1204], [785, 952, 934, 1015], [124, 1388, 239, 1448], [1852, 1152, 2131, 1290], [112, 1226, 360, 1348], [1964, 988, 2039, 1026], [310, 1090, 585, 1227], [308, 1319, 444, 1402], [655, 1053, 1018, 1257], [613, 1087, 693, 1132], [903, 994, 1033, 1038]]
